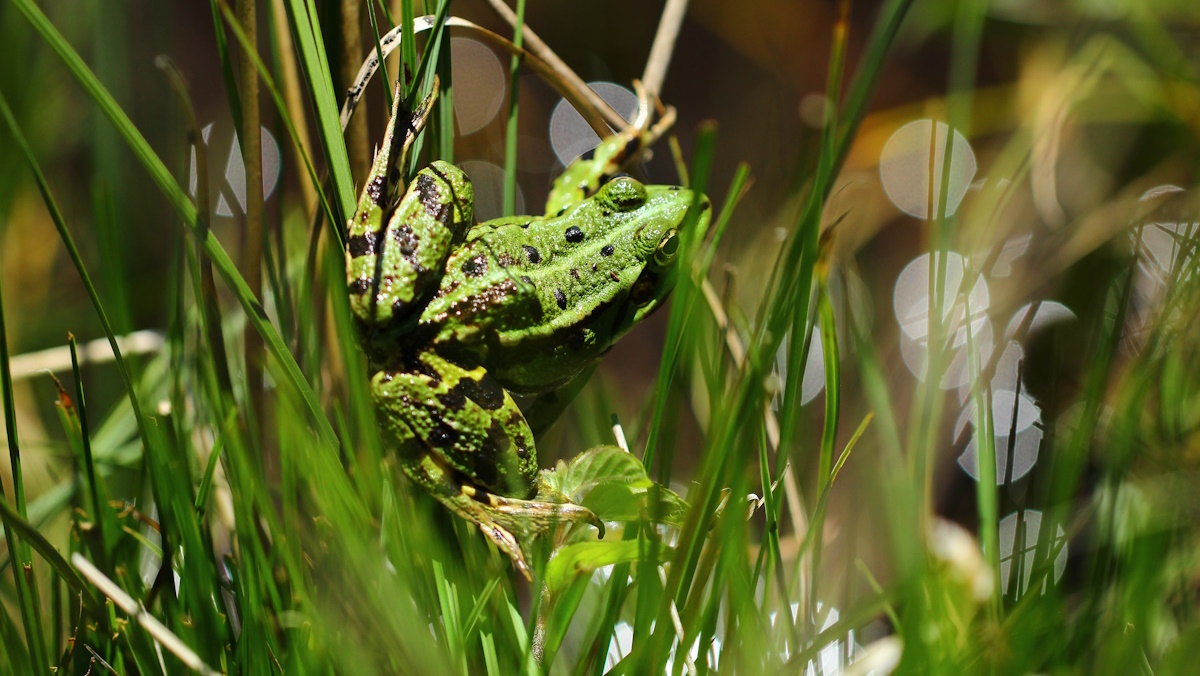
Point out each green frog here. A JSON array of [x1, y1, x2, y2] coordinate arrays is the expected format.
[[346, 78, 709, 576]]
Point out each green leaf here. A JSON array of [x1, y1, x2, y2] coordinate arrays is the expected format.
[[550, 446, 647, 498], [542, 447, 687, 525], [544, 540, 673, 591], [583, 482, 687, 526]]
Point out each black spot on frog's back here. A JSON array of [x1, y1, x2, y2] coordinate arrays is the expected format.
[[428, 422, 458, 449], [450, 374, 505, 411], [404, 354, 442, 384], [565, 225, 584, 243], [470, 422, 506, 490], [347, 231, 376, 257], [366, 174, 387, 206], [348, 277, 371, 295], [437, 388, 466, 412], [416, 172, 450, 224], [395, 224, 419, 257], [554, 288, 567, 310], [461, 255, 487, 277], [601, 244, 614, 257], [523, 245, 541, 265]]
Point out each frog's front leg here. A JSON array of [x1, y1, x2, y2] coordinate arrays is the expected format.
[[373, 350, 600, 577]]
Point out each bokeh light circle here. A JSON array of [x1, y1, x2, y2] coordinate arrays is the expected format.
[[893, 252, 991, 389], [460, 160, 524, 221], [999, 510, 1067, 598], [450, 38, 505, 135], [189, 123, 281, 218], [879, 119, 977, 219], [955, 387, 1043, 484], [549, 82, 638, 167]]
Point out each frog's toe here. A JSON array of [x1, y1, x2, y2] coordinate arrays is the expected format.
[[477, 520, 532, 581], [548, 501, 604, 538], [578, 506, 605, 538], [486, 494, 604, 538]]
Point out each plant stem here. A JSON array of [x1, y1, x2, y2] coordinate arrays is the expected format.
[[239, 0, 266, 448], [342, 0, 370, 182]]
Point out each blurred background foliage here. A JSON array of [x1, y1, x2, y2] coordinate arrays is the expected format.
[[1, 0, 1200, 673]]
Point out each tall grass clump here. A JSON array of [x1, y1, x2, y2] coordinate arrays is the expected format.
[[1, 0, 1199, 674]]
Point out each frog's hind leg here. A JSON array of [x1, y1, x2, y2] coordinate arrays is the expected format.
[[480, 491, 604, 542], [403, 453, 535, 578], [346, 154, 476, 328], [375, 351, 600, 578], [407, 454, 601, 580]]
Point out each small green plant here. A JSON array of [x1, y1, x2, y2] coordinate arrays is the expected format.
[[1, 1, 1199, 674]]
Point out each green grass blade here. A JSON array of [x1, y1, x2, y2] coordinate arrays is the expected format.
[[642, 122, 718, 468], [0, 494, 102, 614], [502, 0, 527, 216], [0, 239, 49, 673], [832, 0, 915, 174], [194, 410, 235, 513], [365, 0, 394, 115], [433, 4, 455, 164], [965, 292, 1000, 613], [218, 4, 338, 235], [156, 56, 237, 406], [208, 0, 245, 141], [13, 0, 339, 452], [642, 3, 912, 665], [806, 283, 842, 629], [280, 0, 354, 228], [399, 0, 418, 94], [67, 336, 110, 570], [0, 597, 33, 673]]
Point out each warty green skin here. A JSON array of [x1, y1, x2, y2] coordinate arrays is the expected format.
[[419, 178, 694, 394], [346, 83, 710, 575]]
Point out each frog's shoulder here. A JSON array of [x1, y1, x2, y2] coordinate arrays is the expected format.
[[417, 231, 543, 345]]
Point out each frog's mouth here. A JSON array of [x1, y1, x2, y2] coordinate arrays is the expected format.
[[609, 264, 678, 343], [628, 270, 661, 308]]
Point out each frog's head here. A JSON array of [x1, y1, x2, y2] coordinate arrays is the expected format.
[[475, 175, 710, 394], [587, 176, 710, 335]]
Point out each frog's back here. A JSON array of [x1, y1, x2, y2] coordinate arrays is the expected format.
[[421, 179, 706, 394]]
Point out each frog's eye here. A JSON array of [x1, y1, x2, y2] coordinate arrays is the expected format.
[[654, 229, 679, 266], [602, 176, 647, 212]]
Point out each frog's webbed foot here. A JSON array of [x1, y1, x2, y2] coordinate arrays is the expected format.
[[484, 492, 605, 538], [442, 485, 602, 580]]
